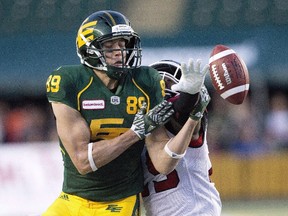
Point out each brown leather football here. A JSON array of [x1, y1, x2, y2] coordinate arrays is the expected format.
[[209, 44, 250, 105]]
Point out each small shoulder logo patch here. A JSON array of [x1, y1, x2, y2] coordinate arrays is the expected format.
[[110, 96, 120, 105]]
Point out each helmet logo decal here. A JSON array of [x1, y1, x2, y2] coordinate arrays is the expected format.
[[76, 21, 97, 48]]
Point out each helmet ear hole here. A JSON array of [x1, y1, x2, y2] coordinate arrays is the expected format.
[[125, 37, 134, 48], [91, 39, 102, 49]]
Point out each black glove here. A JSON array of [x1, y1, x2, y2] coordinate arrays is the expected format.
[[189, 86, 211, 121]]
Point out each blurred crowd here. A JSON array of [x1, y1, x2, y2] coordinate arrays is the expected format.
[[1, 90, 288, 156], [208, 90, 288, 155], [0, 98, 58, 143]]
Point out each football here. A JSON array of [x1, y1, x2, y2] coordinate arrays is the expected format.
[[208, 44, 250, 105]]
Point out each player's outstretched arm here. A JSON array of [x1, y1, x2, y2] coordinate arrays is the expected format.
[[52, 102, 142, 175], [145, 88, 210, 175], [51, 100, 174, 175], [167, 58, 209, 130], [146, 118, 199, 175]]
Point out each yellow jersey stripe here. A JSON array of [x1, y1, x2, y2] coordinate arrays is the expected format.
[[132, 78, 150, 111], [77, 77, 94, 111]]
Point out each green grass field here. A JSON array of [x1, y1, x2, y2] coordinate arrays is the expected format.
[[221, 199, 288, 216], [141, 199, 288, 216]]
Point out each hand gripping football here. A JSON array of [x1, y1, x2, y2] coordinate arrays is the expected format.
[[209, 44, 250, 105]]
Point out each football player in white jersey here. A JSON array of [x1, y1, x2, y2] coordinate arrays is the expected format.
[[142, 59, 222, 216]]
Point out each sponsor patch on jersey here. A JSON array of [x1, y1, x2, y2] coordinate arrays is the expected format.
[[82, 100, 105, 110], [110, 96, 120, 105]]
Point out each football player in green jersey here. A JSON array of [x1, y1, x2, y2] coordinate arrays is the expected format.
[[43, 10, 207, 216]]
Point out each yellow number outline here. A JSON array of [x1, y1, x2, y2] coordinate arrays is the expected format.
[[46, 75, 61, 93]]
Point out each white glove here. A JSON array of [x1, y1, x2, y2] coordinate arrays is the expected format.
[[171, 58, 209, 95]]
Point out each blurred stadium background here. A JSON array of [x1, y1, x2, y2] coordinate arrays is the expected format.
[[1, 0, 288, 215]]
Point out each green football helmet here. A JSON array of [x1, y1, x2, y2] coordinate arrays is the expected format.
[[76, 10, 142, 80]]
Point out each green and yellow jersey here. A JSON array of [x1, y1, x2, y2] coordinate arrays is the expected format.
[[46, 64, 164, 202]]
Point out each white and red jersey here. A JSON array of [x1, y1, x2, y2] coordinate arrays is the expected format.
[[142, 121, 222, 216]]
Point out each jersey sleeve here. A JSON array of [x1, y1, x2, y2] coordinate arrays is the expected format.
[[46, 66, 78, 110]]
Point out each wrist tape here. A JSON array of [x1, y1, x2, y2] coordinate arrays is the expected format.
[[88, 142, 98, 171]]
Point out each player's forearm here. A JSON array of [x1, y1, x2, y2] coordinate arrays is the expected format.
[[52, 102, 141, 175], [150, 118, 198, 175], [166, 118, 197, 153], [58, 113, 140, 174], [92, 129, 139, 168], [58, 116, 140, 175]]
